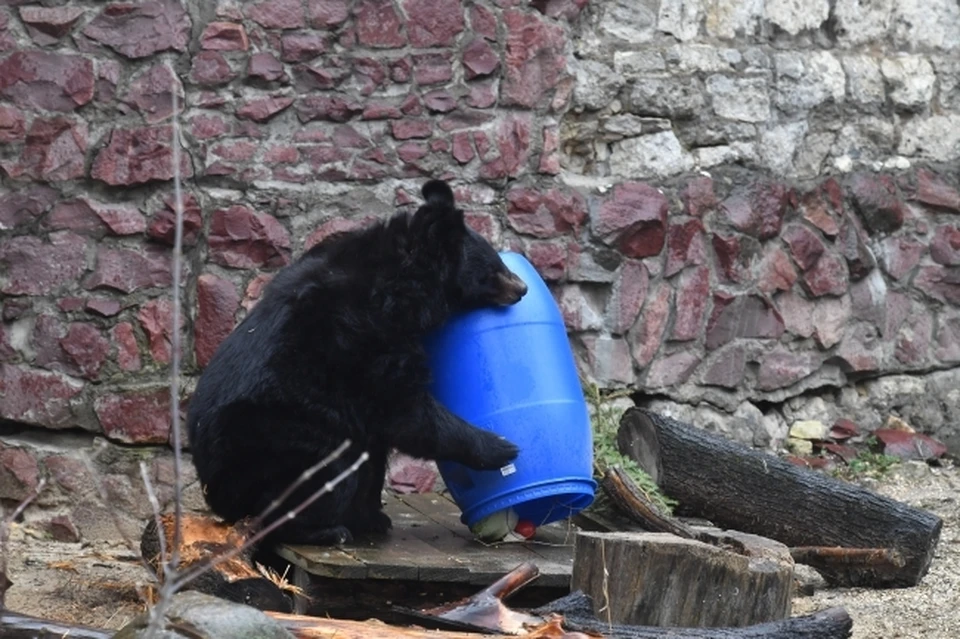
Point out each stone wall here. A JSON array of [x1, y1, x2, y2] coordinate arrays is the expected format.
[[0, 0, 959, 538]]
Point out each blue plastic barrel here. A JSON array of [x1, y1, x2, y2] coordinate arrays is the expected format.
[[424, 252, 597, 530]]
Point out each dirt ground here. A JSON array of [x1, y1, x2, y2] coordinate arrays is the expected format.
[[3, 460, 959, 637]]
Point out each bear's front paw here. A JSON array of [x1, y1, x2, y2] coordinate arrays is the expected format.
[[468, 435, 520, 470], [370, 510, 393, 534]]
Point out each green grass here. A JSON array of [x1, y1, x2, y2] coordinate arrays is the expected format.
[[582, 381, 678, 514]]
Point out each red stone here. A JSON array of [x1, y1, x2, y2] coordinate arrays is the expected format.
[[607, 260, 648, 334], [539, 126, 560, 174], [850, 172, 906, 234], [629, 283, 672, 368], [111, 322, 141, 372], [242, 274, 275, 310], [188, 114, 229, 140], [837, 217, 876, 280], [506, 186, 587, 239], [801, 252, 848, 297], [470, 4, 498, 40], [248, 52, 286, 82], [95, 59, 121, 103], [462, 37, 500, 79], [49, 197, 145, 236], [404, 0, 464, 47], [281, 32, 327, 62], [0, 51, 94, 112], [355, 0, 406, 48], [194, 274, 239, 368], [92, 125, 193, 186], [2, 117, 87, 181], [200, 21, 248, 50], [397, 141, 429, 163], [209, 205, 291, 269], [124, 63, 183, 123], [525, 240, 567, 281], [593, 182, 668, 259], [782, 224, 825, 271], [82, 0, 191, 59], [390, 57, 413, 82], [59, 322, 110, 379], [0, 104, 25, 143], [85, 298, 122, 317], [413, 52, 454, 85], [664, 220, 707, 277], [264, 145, 300, 164], [190, 51, 235, 85], [930, 225, 960, 265], [501, 10, 565, 108], [671, 266, 710, 341], [915, 168, 960, 213], [296, 95, 362, 122], [353, 57, 387, 95], [236, 96, 295, 123], [0, 446, 40, 501], [836, 324, 882, 372], [19, 6, 85, 43], [451, 132, 475, 164], [756, 247, 797, 294], [680, 176, 717, 217], [147, 192, 203, 246], [84, 246, 172, 294], [137, 298, 180, 364], [0, 232, 87, 295], [401, 95, 423, 116], [874, 429, 947, 462], [247, 0, 304, 28], [438, 110, 496, 132], [647, 351, 700, 388], [800, 188, 840, 237], [711, 232, 748, 283], [719, 183, 789, 241], [0, 186, 57, 229], [95, 388, 171, 444], [914, 265, 960, 306], [895, 309, 932, 366], [0, 364, 82, 428], [700, 343, 747, 388], [756, 348, 818, 390], [880, 236, 924, 280], [391, 119, 433, 140], [362, 103, 402, 120], [706, 293, 785, 350], [308, 0, 350, 27], [44, 515, 80, 542], [496, 115, 531, 177], [423, 90, 457, 113]]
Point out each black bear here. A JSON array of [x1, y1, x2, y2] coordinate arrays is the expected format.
[[187, 179, 527, 547]]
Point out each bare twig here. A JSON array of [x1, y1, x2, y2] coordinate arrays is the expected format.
[[0, 478, 48, 609], [140, 461, 168, 569]]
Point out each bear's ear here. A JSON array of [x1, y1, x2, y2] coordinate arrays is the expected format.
[[410, 180, 465, 250], [421, 179, 455, 207]]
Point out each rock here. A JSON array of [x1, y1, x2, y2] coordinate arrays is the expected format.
[[895, 308, 933, 366], [711, 232, 752, 283], [833, 0, 894, 46], [573, 59, 620, 111], [704, 0, 762, 39], [841, 55, 885, 105], [236, 96, 295, 122], [671, 266, 710, 341], [200, 22, 248, 50], [355, 0, 405, 48], [773, 51, 845, 113], [413, 52, 454, 85], [0, 445, 40, 501], [700, 343, 748, 389], [0, 364, 83, 428], [124, 63, 183, 124], [898, 114, 960, 163], [0, 232, 87, 295], [706, 293, 785, 350], [505, 186, 587, 238], [935, 313, 960, 362], [836, 324, 883, 372], [755, 247, 797, 294], [609, 131, 694, 179], [48, 197, 145, 236], [664, 220, 707, 276], [646, 351, 701, 388], [849, 172, 906, 234], [0, 186, 58, 230], [208, 205, 291, 269], [147, 192, 204, 247], [59, 322, 110, 379], [248, 53, 286, 82], [786, 437, 814, 456], [308, 0, 350, 28], [592, 182, 669, 259], [195, 274, 240, 368], [782, 224, 825, 271], [95, 388, 171, 444], [705, 75, 770, 122], [812, 295, 851, 349], [914, 169, 960, 213], [280, 32, 327, 62], [874, 429, 947, 462], [403, 0, 464, 47], [0, 51, 94, 112], [930, 226, 960, 266], [801, 252, 849, 298], [607, 260, 648, 334], [92, 125, 194, 186], [764, 0, 828, 34], [190, 51, 235, 86], [681, 176, 717, 217], [892, 0, 960, 51], [580, 335, 635, 385], [789, 420, 828, 441], [837, 216, 876, 280], [658, 0, 701, 40], [3, 117, 87, 181], [83, 0, 191, 59], [525, 240, 568, 281], [86, 298, 123, 317], [718, 183, 790, 240], [112, 322, 142, 372], [137, 298, 183, 365], [628, 283, 672, 368], [881, 56, 935, 111], [628, 75, 704, 119], [757, 349, 819, 391], [247, 0, 304, 28], [296, 95, 362, 123], [84, 246, 172, 294], [597, 0, 657, 43], [0, 104, 25, 143], [501, 10, 565, 108], [19, 6, 86, 43]]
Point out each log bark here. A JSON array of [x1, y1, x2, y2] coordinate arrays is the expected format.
[[617, 407, 942, 588], [0, 611, 112, 639], [571, 531, 794, 628]]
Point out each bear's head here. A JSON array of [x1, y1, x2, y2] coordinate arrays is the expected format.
[[411, 179, 527, 311]]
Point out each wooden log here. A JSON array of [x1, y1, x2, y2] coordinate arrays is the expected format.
[[571, 530, 794, 628], [0, 611, 111, 639], [617, 407, 943, 588]]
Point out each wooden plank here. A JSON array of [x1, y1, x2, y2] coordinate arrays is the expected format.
[[276, 544, 368, 580]]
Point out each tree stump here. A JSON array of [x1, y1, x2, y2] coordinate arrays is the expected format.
[[571, 530, 794, 628]]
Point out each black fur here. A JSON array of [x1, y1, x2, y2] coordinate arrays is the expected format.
[[187, 180, 528, 547]]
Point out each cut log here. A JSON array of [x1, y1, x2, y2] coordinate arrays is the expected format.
[[571, 530, 794, 628], [0, 611, 111, 639], [617, 407, 943, 588]]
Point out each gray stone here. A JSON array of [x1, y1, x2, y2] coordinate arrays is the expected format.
[[892, 0, 960, 50], [842, 55, 885, 106], [759, 121, 807, 175], [832, 118, 896, 165], [704, 0, 762, 39], [932, 56, 960, 110], [614, 51, 667, 76], [573, 59, 621, 111], [658, 0, 701, 41], [794, 131, 836, 179], [609, 131, 695, 178], [833, 0, 894, 46], [881, 56, 935, 111], [598, 0, 658, 43], [628, 76, 705, 119], [764, 0, 829, 35], [899, 114, 960, 162], [601, 114, 648, 137], [774, 51, 845, 113], [706, 75, 770, 122], [667, 44, 742, 73]]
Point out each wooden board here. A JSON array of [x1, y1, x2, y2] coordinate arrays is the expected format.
[[277, 492, 576, 588]]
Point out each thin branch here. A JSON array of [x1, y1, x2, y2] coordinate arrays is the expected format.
[[139, 461, 168, 570], [171, 448, 369, 593], [0, 478, 47, 609], [165, 58, 186, 575]]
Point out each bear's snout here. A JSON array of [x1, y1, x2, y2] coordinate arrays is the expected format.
[[494, 270, 528, 305]]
